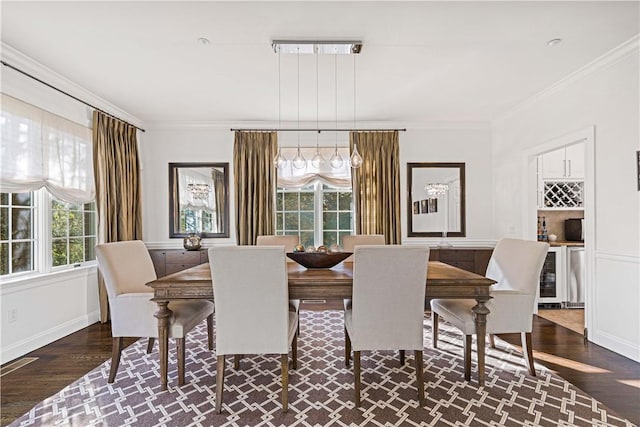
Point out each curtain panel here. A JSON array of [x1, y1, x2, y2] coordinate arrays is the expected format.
[[233, 131, 277, 245], [93, 111, 143, 322], [0, 93, 94, 203], [350, 131, 401, 244]]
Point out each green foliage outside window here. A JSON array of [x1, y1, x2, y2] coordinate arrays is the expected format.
[[51, 199, 97, 267]]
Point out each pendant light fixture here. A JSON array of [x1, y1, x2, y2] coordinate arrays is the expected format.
[[292, 47, 306, 169], [311, 52, 324, 169], [349, 52, 363, 169], [329, 49, 344, 169], [273, 49, 287, 169]]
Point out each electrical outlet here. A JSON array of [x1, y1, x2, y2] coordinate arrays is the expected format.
[[8, 309, 17, 323]]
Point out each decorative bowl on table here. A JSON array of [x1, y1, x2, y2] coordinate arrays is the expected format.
[[286, 251, 352, 269]]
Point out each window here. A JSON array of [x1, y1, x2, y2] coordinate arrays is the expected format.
[[0, 192, 35, 276], [51, 199, 97, 267], [276, 183, 353, 248]]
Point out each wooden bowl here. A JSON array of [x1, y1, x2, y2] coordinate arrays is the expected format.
[[286, 251, 352, 269]]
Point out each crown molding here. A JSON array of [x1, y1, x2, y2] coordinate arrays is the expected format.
[[494, 35, 640, 125], [1, 42, 144, 128]]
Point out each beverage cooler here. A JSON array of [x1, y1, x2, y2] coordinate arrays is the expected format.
[[538, 246, 565, 306]]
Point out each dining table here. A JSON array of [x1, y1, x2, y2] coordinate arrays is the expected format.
[[146, 260, 496, 391]]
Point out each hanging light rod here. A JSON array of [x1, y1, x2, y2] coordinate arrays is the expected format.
[[272, 40, 362, 54], [231, 128, 406, 133]]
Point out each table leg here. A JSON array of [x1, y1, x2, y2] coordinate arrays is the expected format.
[[154, 300, 172, 391], [472, 298, 490, 386]]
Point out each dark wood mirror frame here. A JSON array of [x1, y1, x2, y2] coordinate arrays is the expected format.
[[169, 162, 230, 238], [407, 162, 466, 237]]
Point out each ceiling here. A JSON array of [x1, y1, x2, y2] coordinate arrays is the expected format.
[[1, 1, 638, 126]]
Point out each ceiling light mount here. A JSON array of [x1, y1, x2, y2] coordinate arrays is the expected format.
[[272, 40, 362, 54], [547, 38, 562, 47]]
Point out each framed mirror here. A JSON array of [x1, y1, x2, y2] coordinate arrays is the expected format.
[[169, 162, 229, 238], [407, 162, 466, 237]]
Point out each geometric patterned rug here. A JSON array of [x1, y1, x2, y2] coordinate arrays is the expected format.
[[8, 311, 635, 427]]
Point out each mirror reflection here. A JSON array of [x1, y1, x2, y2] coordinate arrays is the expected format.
[[407, 162, 466, 237], [169, 162, 229, 238]]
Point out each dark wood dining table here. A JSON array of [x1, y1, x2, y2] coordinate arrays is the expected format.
[[146, 260, 496, 391]]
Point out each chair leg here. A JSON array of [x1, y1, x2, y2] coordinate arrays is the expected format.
[[108, 337, 123, 383], [399, 350, 405, 366], [432, 311, 439, 349], [522, 332, 536, 376], [146, 338, 155, 354], [414, 350, 425, 406], [281, 354, 289, 413], [353, 350, 361, 407], [464, 335, 472, 381], [291, 332, 298, 370], [216, 355, 225, 414], [177, 338, 186, 386], [345, 328, 351, 367], [489, 334, 496, 349], [206, 314, 214, 351], [233, 355, 241, 370]]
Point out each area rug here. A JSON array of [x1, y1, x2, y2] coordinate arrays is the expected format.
[[9, 311, 634, 426]]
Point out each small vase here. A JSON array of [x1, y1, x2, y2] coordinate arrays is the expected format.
[[183, 233, 202, 251]]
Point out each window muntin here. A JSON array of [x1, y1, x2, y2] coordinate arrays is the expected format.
[[0, 192, 35, 276]]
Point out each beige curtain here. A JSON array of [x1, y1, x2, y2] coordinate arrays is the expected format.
[[350, 131, 401, 244], [93, 111, 143, 322], [233, 131, 278, 245]]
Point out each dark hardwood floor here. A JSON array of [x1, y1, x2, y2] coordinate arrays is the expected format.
[[1, 311, 638, 426]]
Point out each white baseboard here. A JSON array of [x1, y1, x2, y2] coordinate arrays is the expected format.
[[1, 310, 101, 365], [590, 330, 640, 363]]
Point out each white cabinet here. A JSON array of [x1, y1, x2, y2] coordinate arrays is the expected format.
[[541, 142, 585, 179]]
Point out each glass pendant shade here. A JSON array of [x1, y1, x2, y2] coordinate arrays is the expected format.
[[273, 147, 287, 169], [311, 149, 325, 168], [292, 146, 306, 169], [350, 143, 363, 168], [329, 146, 344, 168]]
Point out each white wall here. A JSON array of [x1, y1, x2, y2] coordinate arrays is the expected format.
[[492, 38, 640, 361], [140, 123, 495, 248]]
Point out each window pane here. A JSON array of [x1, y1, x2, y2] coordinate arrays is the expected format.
[[275, 193, 283, 211], [12, 208, 32, 239], [323, 212, 337, 230], [323, 231, 338, 247], [0, 193, 7, 205], [85, 236, 96, 261], [84, 211, 96, 235], [11, 241, 32, 273], [69, 238, 84, 264], [339, 212, 352, 230], [68, 210, 83, 237], [284, 213, 299, 230], [323, 192, 337, 211], [300, 232, 314, 248], [299, 192, 314, 210], [300, 212, 314, 230], [276, 212, 283, 230], [0, 243, 8, 275], [338, 192, 352, 210], [52, 239, 67, 267], [84, 201, 96, 211], [12, 193, 31, 206], [284, 192, 298, 210], [339, 231, 351, 248], [0, 207, 7, 240], [52, 208, 68, 238]]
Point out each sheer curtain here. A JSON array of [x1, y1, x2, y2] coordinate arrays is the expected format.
[[93, 111, 142, 322], [0, 94, 94, 203], [233, 131, 277, 245], [277, 147, 351, 188], [350, 131, 401, 244]]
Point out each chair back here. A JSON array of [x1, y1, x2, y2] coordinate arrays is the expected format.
[[257, 235, 299, 262], [96, 240, 156, 300], [209, 246, 290, 355], [486, 238, 549, 294], [342, 234, 385, 262], [351, 245, 429, 351]]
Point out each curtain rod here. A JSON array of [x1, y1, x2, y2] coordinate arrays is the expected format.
[[231, 128, 407, 133], [1, 60, 146, 133]]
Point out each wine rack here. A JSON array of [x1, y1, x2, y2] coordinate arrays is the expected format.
[[543, 181, 584, 208]]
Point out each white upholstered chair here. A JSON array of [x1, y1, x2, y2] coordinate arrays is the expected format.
[[96, 240, 214, 385], [342, 234, 385, 262], [209, 246, 298, 414], [344, 245, 430, 407], [430, 238, 549, 379]]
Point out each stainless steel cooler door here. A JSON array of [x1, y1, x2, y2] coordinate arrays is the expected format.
[[567, 247, 585, 306]]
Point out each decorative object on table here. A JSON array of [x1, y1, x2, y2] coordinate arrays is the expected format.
[[329, 244, 341, 253], [548, 234, 558, 242], [183, 233, 202, 251], [316, 245, 328, 253], [305, 246, 316, 253], [286, 251, 352, 269], [293, 244, 305, 253], [407, 162, 466, 238]]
